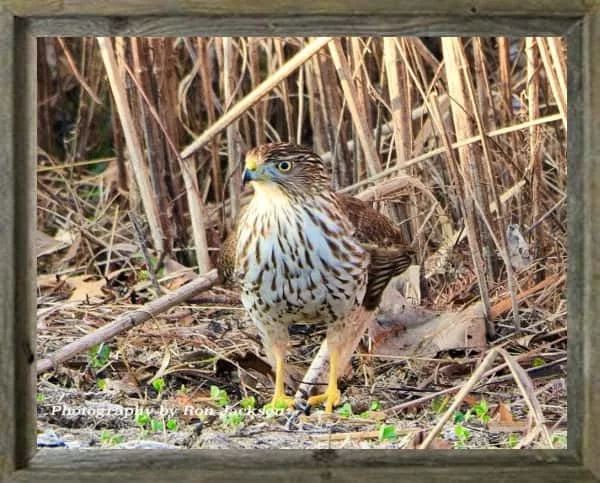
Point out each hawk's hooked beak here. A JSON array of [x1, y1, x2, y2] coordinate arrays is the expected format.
[[242, 152, 259, 186], [242, 168, 256, 186]]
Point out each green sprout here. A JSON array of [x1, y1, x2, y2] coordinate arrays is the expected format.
[[369, 400, 382, 411], [471, 399, 490, 424], [552, 433, 567, 448], [507, 433, 520, 448], [135, 412, 151, 427], [210, 385, 229, 407], [150, 419, 164, 433], [336, 402, 353, 417], [453, 421, 471, 448], [263, 398, 288, 412], [221, 411, 245, 428], [431, 396, 450, 415], [100, 430, 123, 445], [88, 344, 111, 369], [152, 378, 165, 395], [240, 396, 256, 410], [378, 424, 398, 441]]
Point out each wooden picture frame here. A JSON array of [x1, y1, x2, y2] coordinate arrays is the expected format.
[[0, 1, 598, 481]]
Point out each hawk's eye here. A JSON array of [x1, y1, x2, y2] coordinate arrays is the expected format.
[[277, 161, 292, 172]]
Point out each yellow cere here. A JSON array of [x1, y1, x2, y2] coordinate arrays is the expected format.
[[245, 153, 258, 171]]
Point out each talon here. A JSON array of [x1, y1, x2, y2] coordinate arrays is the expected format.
[[294, 398, 311, 414], [264, 352, 295, 411], [306, 347, 341, 413], [307, 388, 341, 413]]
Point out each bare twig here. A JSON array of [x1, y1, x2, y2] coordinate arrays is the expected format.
[[97, 37, 165, 254], [37, 269, 219, 374], [180, 37, 333, 158]]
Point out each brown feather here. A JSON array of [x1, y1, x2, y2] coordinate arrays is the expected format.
[[216, 229, 237, 284], [362, 245, 413, 310], [336, 193, 407, 246], [335, 194, 414, 310]]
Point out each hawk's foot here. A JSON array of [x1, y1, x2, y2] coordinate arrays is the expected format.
[[307, 387, 341, 413], [264, 393, 296, 411]]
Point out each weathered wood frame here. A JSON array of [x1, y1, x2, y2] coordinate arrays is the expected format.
[[0, 1, 597, 482]]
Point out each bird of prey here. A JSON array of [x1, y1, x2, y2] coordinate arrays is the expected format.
[[218, 143, 413, 413]]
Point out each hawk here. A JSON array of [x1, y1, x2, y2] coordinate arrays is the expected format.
[[218, 143, 413, 413]]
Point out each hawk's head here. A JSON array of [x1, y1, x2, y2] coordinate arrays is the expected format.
[[242, 143, 330, 199]]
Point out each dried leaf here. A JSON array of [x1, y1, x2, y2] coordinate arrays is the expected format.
[[36, 230, 69, 257], [67, 274, 107, 302], [487, 420, 529, 433], [498, 402, 514, 423], [37, 273, 60, 290]]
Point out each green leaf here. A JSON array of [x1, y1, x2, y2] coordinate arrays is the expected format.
[[100, 430, 123, 445], [507, 433, 519, 448], [272, 398, 289, 410], [150, 419, 164, 433], [551, 433, 567, 448], [88, 344, 111, 368], [210, 385, 228, 407], [166, 419, 178, 431], [378, 424, 398, 441], [431, 396, 450, 414], [472, 399, 490, 423], [453, 411, 465, 424], [97, 378, 107, 391], [240, 396, 256, 410], [532, 357, 546, 368], [221, 412, 244, 427], [336, 402, 353, 417], [152, 378, 165, 394], [136, 413, 150, 426], [369, 400, 382, 411], [454, 422, 471, 444]]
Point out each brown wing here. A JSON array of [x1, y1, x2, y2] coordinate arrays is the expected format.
[[216, 229, 237, 284], [336, 194, 414, 310], [217, 204, 251, 284]]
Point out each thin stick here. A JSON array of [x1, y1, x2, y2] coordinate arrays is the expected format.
[[536, 37, 567, 131], [36, 269, 219, 374], [97, 37, 165, 254], [328, 39, 382, 177], [180, 37, 332, 159], [56, 37, 102, 105], [223, 37, 242, 222], [383, 38, 411, 164], [419, 348, 500, 449], [130, 210, 162, 294], [457, 39, 521, 329], [340, 115, 562, 194], [120, 59, 212, 273]]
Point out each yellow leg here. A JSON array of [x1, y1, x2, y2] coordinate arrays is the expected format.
[[307, 347, 341, 413], [269, 353, 295, 408]]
